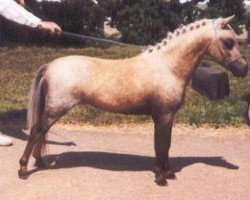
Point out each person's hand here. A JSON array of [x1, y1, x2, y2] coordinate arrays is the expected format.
[[37, 21, 62, 35], [16, 0, 25, 6]]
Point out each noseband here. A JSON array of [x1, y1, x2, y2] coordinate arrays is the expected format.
[[212, 19, 245, 67]]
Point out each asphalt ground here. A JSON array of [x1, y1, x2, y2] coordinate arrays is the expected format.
[[0, 124, 249, 200]]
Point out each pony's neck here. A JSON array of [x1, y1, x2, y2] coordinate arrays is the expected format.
[[165, 23, 214, 86], [144, 20, 215, 87]]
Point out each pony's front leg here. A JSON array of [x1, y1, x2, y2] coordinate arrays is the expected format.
[[153, 113, 176, 186]]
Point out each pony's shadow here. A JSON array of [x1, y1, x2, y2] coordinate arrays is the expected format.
[[0, 109, 76, 146], [27, 151, 239, 176]]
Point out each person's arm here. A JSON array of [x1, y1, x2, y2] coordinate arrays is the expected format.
[[0, 0, 41, 28], [0, 0, 61, 34]]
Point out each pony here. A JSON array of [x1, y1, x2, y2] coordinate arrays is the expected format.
[[18, 16, 248, 186]]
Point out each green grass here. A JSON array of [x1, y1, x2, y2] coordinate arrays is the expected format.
[[0, 44, 249, 127]]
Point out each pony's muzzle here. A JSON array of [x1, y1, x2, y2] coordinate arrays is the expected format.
[[228, 61, 249, 78]]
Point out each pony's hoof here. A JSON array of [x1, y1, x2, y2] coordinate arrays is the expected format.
[[155, 173, 168, 186], [165, 170, 177, 180], [18, 170, 29, 180]]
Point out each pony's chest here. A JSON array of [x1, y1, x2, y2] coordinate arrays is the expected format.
[[153, 76, 185, 108]]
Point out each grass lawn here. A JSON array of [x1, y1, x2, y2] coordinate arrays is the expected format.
[[0, 44, 249, 127]]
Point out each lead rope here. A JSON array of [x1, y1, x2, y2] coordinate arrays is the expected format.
[[24, 5, 144, 50], [62, 31, 144, 50]]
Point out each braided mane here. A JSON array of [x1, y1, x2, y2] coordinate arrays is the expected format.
[[145, 18, 211, 54]]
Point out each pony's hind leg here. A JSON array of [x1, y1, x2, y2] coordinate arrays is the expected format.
[[18, 113, 62, 179], [32, 114, 59, 169], [33, 133, 46, 168], [18, 125, 44, 179], [18, 111, 55, 179], [32, 105, 74, 172]]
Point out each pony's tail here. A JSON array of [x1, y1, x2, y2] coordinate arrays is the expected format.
[[27, 65, 48, 130]]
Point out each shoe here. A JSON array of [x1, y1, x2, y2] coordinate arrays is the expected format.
[[0, 134, 13, 146]]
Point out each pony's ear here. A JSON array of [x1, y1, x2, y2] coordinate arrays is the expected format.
[[220, 15, 235, 29]]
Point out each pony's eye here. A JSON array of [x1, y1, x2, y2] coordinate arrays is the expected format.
[[223, 38, 234, 49]]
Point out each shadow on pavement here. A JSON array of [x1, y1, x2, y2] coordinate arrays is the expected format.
[[0, 109, 76, 146], [27, 151, 239, 176]]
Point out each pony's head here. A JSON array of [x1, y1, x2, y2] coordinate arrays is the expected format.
[[206, 16, 248, 77]]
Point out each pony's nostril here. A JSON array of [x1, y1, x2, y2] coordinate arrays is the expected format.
[[229, 63, 249, 77], [239, 64, 248, 77]]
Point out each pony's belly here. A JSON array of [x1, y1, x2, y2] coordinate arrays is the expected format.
[[115, 105, 151, 115], [103, 106, 151, 116], [86, 98, 151, 115]]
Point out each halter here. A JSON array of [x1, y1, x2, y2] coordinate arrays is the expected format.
[[212, 19, 245, 67]]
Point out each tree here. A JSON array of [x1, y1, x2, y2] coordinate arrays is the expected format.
[[41, 0, 106, 37], [99, 0, 206, 45], [99, 0, 165, 45], [100, 0, 188, 45], [181, 1, 205, 24], [206, 0, 246, 33]]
